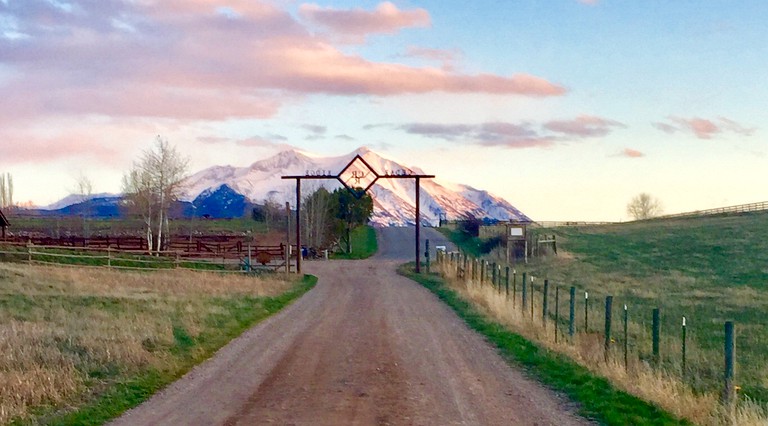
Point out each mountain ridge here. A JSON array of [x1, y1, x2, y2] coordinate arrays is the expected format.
[[182, 147, 530, 226], [38, 148, 531, 226]]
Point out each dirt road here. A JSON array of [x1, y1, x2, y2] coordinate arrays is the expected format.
[[113, 227, 589, 425]]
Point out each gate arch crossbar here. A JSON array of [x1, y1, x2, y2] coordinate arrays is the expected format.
[[282, 154, 434, 274]]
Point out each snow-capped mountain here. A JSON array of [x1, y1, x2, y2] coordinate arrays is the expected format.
[[42, 193, 119, 210], [182, 147, 530, 226]]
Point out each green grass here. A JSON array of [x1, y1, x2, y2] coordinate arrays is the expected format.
[[399, 264, 690, 426], [435, 227, 492, 257], [10, 274, 316, 425], [440, 213, 768, 403], [533, 213, 768, 402], [331, 225, 378, 259]]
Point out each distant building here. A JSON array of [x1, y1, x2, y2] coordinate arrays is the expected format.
[[0, 208, 9, 239]]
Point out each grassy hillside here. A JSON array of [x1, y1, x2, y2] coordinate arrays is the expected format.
[[532, 212, 768, 403]]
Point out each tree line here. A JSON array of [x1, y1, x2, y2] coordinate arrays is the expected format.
[[252, 186, 373, 254]]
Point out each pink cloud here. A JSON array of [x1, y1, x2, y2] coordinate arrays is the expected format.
[[653, 116, 755, 139], [403, 46, 461, 63], [0, 133, 116, 164], [299, 2, 430, 37], [543, 115, 626, 138], [620, 148, 644, 158], [0, 0, 565, 126]]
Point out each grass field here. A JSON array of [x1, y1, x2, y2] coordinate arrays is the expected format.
[[530, 213, 768, 403], [0, 264, 314, 425], [331, 225, 378, 260], [440, 211, 768, 423]]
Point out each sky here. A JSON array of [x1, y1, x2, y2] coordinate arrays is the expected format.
[[0, 0, 766, 221]]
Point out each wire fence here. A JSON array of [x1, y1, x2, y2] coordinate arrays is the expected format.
[[434, 250, 751, 416]]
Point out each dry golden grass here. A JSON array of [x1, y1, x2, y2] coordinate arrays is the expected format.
[[437, 259, 768, 425], [0, 263, 293, 424]]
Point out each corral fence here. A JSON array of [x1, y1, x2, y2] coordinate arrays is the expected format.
[[433, 249, 743, 410], [0, 240, 299, 273], [657, 200, 768, 220], [532, 221, 617, 228]]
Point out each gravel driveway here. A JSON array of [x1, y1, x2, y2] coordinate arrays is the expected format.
[[112, 227, 589, 425]]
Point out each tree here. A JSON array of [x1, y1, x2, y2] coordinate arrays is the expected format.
[[0, 172, 13, 209], [627, 193, 663, 220], [122, 136, 188, 252], [457, 213, 482, 237], [331, 188, 373, 253], [302, 186, 334, 249], [73, 173, 94, 236], [122, 162, 156, 251]]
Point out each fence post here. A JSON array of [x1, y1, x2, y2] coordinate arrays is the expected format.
[[723, 321, 736, 407], [554, 286, 560, 343], [505, 266, 510, 297], [107, 246, 112, 269], [27, 243, 32, 264], [542, 279, 549, 327], [497, 265, 502, 294], [624, 304, 629, 371], [569, 286, 576, 339], [425, 239, 430, 274], [530, 278, 535, 319], [480, 260, 485, 285], [604, 296, 613, 363], [522, 272, 528, 310], [652, 308, 661, 366], [585, 291, 589, 332], [492, 262, 497, 287], [682, 316, 687, 377], [512, 269, 517, 304]]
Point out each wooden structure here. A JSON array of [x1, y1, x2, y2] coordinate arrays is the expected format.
[[0, 208, 8, 240]]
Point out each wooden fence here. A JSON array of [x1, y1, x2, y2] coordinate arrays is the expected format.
[[0, 241, 298, 273], [658, 200, 768, 220]]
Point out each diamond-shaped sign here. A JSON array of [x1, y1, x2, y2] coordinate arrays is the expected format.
[[339, 155, 379, 198]]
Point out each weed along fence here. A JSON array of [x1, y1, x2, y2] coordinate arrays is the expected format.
[[433, 249, 755, 421], [0, 241, 298, 273]]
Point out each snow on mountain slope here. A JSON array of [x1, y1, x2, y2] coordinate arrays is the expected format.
[[182, 147, 531, 226], [42, 193, 119, 210]]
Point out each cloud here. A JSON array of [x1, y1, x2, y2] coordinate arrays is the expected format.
[[577, 0, 599, 5], [543, 115, 625, 138], [301, 124, 327, 135], [400, 46, 462, 70], [653, 116, 755, 139], [0, 0, 565, 127], [197, 133, 288, 147], [0, 132, 116, 164], [618, 148, 644, 158], [388, 115, 622, 148], [402, 46, 461, 63], [299, 2, 430, 37]]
